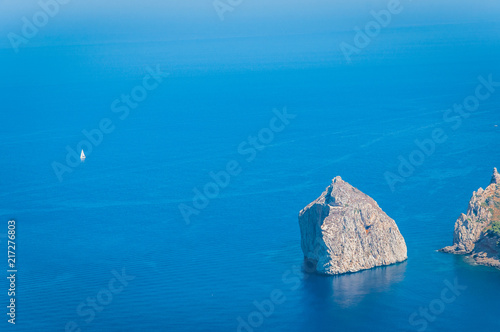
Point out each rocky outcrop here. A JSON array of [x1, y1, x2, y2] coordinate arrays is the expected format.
[[440, 168, 500, 268], [298, 176, 407, 275], [491, 167, 500, 185]]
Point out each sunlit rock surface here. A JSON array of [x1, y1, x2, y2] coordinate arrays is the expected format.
[[298, 176, 407, 275], [440, 168, 500, 268]]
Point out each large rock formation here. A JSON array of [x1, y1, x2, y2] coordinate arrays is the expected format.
[[440, 168, 500, 268], [298, 176, 407, 275]]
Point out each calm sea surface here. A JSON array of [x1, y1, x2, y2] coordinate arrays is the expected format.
[[1, 23, 500, 331]]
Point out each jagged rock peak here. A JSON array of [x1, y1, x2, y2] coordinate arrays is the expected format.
[[491, 167, 500, 184], [440, 168, 500, 269], [298, 177, 407, 275]]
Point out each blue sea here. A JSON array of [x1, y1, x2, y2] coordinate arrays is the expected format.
[[1, 21, 500, 331]]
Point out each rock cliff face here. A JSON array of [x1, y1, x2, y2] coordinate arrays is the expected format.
[[440, 168, 500, 268], [298, 177, 407, 275]]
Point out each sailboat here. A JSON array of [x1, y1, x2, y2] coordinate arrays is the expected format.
[[80, 149, 86, 161]]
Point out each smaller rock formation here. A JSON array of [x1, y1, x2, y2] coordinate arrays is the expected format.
[[440, 168, 500, 268], [491, 167, 500, 185], [298, 176, 407, 275]]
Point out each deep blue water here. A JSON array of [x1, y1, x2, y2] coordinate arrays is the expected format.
[[1, 23, 500, 331]]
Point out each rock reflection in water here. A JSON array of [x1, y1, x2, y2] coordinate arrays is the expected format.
[[303, 261, 407, 308]]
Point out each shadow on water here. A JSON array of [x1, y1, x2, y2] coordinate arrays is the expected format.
[[302, 261, 407, 308], [293, 261, 408, 331]]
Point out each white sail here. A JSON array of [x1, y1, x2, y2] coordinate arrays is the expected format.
[[80, 149, 86, 160]]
